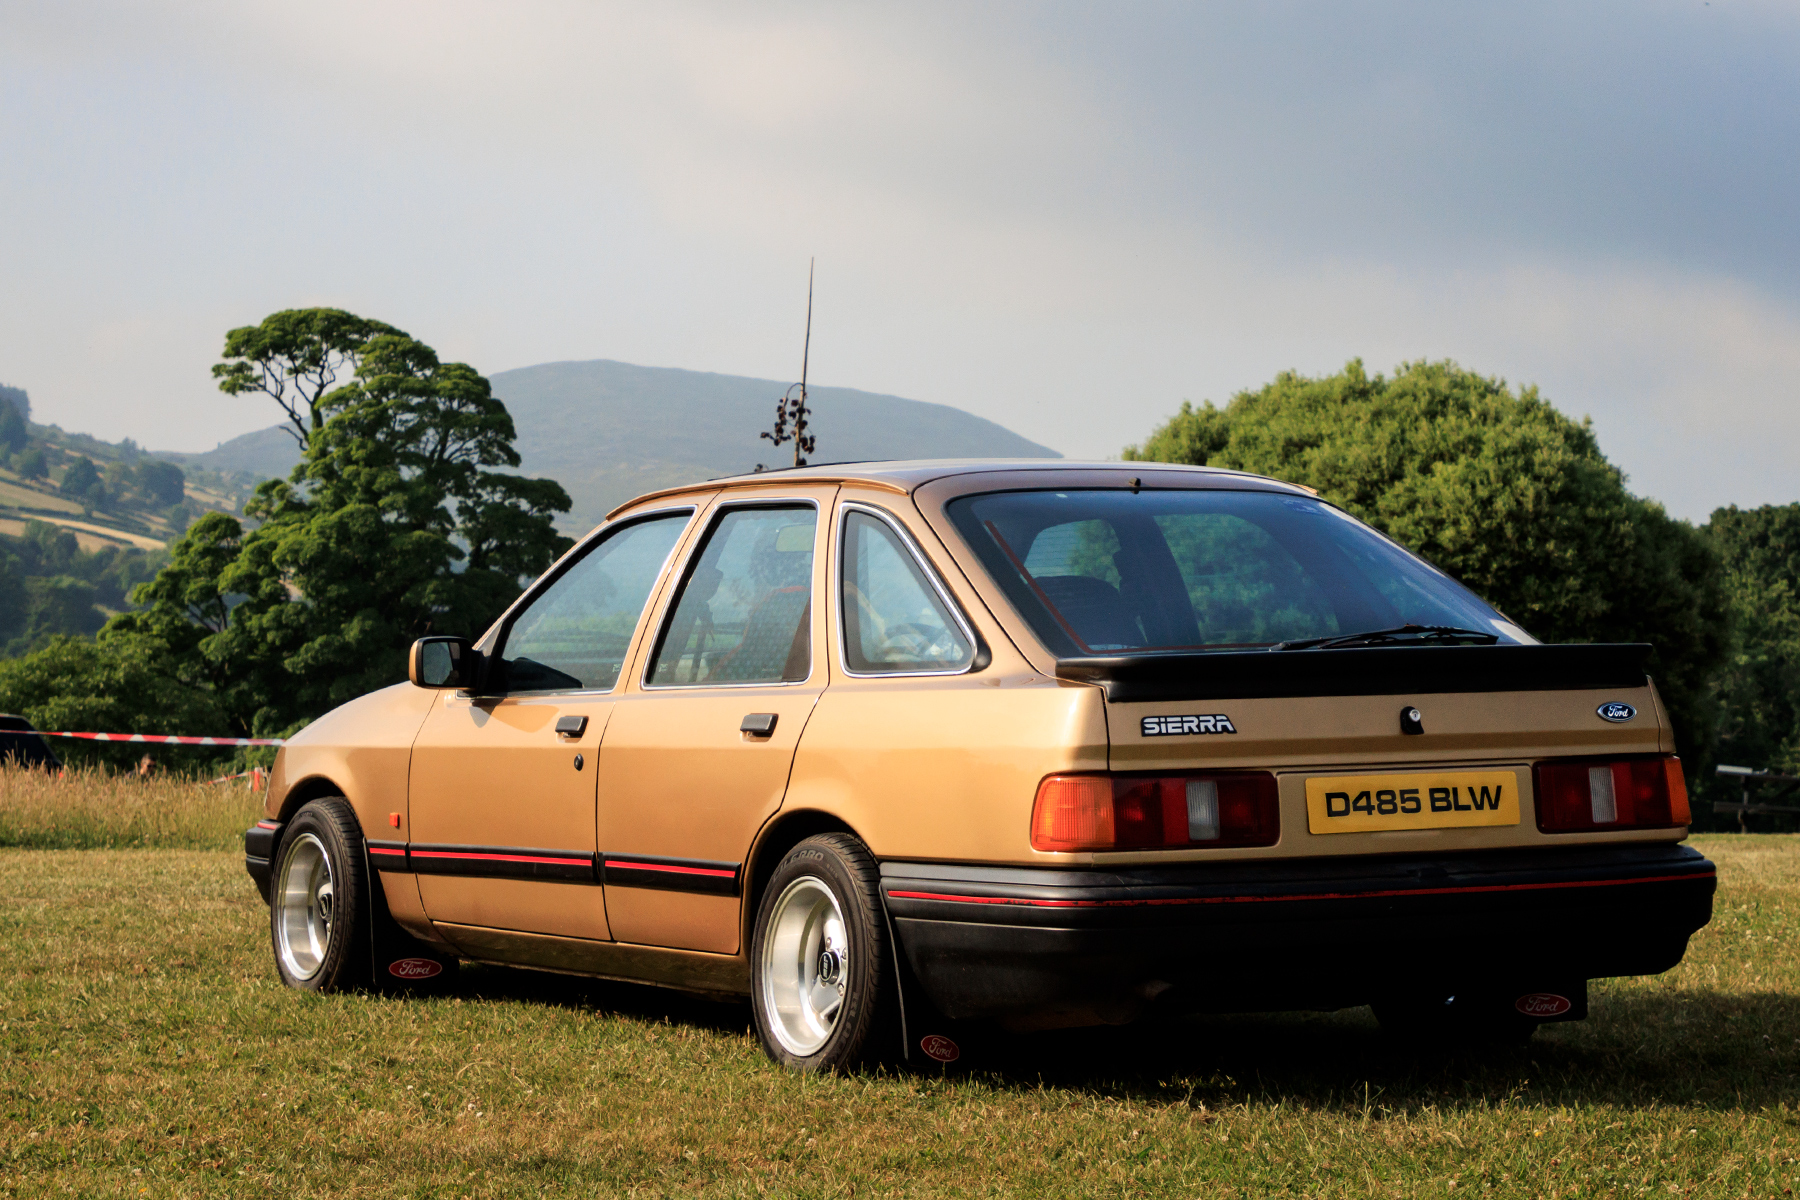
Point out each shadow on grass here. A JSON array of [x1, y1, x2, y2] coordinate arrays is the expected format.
[[436, 962, 1800, 1114], [978, 989, 1800, 1115], [450, 959, 753, 1038]]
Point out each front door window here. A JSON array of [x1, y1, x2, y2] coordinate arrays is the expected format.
[[498, 514, 690, 693], [648, 506, 817, 686]]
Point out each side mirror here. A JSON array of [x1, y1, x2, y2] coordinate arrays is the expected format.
[[409, 636, 475, 689]]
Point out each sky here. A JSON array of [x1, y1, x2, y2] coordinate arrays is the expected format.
[[2, 0, 1796, 521]]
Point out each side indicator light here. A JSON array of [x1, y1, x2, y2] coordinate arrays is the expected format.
[[389, 813, 402, 828], [1032, 772, 1279, 852]]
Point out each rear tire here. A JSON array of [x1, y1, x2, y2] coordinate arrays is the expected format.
[[751, 833, 895, 1072], [270, 796, 371, 993]]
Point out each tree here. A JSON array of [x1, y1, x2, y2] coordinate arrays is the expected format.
[[1126, 359, 1729, 764], [212, 308, 403, 450], [0, 522, 164, 656], [0, 385, 29, 424], [102, 311, 574, 736], [59, 456, 100, 501], [0, 398, 26, 454], [131, 459, 185, 508], [0, 635, 228, 769], [1705, 504, 1800, 789], [15, 447, 46, 480]]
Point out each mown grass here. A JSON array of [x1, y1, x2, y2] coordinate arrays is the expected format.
[[0, 823, 1795, 1196], [0, 766, 261, 852]]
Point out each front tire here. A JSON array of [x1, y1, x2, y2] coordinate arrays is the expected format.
[[270, 796, 370, 993], [751, 834, 895, 1072]]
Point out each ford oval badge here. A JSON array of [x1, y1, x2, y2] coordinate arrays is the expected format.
[[1597, 702, 1636, 723], [1515, 992, 1573, 1018]]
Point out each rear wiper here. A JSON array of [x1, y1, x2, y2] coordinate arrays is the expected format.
[[1272, 624, 1500, 651]]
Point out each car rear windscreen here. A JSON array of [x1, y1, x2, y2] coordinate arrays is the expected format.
[[945, 488, 1523, 656]]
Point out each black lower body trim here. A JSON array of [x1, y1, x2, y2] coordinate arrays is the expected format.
[[363, 842, 742, 896], [882, 844, 1715, 1024], [367, 839, 410, 871], [601, 853, 741, 897], [407, 843, 597, 883]]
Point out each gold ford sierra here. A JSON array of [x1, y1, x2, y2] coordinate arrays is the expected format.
[[245, 460, 1715, 1069]]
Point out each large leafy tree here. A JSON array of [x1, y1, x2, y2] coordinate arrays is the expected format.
[[212, 308, 402, 450], [72, 310, 572, 740], [1126, 359, 1729, 764]]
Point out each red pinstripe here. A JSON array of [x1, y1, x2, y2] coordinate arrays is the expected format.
[[608, 860, 736, 879]]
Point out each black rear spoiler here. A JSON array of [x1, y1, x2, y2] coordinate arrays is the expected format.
[[1054, 643, 1652, 703]]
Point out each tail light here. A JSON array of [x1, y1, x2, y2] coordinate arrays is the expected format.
[[1031, 772, 1279, 852], [1533, 756, 1690, 833]]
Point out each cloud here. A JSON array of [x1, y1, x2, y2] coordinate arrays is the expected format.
[[1, 0, 1795, 520]]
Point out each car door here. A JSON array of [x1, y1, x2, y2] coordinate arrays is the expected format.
[[408, 507, 697, 943], [594, 488, 835, 954]]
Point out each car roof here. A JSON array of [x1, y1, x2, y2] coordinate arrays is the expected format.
[[605, 459, 1313, 520]]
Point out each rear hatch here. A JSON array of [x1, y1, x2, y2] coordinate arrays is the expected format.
[[934, 481, 1686, 862]]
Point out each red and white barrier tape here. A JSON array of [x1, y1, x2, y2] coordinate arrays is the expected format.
[[38, 731, 285, 747]]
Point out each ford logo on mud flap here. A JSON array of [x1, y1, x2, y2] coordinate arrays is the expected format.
[[1596, 702, 1636, 723], [919, 1035, 961, 1063], [388, 957, 444, 980], [1514, 993, 1573, 1018]]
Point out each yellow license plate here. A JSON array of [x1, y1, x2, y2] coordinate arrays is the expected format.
[[1305, 771, 1522, 834]]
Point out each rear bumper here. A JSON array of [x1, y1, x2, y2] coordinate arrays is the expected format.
[[882, 843, 1715, 1023]]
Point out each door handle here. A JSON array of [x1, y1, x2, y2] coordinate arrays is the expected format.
[[555, 715, 588, 737], [740, 713, 778, 737]]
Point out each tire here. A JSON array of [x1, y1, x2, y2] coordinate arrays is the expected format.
[[750, 833, 896, 1072], [269, 796, 371, 993], [1372, 991, 1538, 1047]]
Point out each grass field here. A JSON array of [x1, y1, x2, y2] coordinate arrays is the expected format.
[[0, 769, 261, 852], [0, 775, 1795, 1197]]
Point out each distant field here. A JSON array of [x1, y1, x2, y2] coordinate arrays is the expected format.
[[0, 477, 83, 515], [0, 779, 1794, 1197]]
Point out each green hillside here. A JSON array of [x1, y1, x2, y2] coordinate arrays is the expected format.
[[168, 359, 1060, 532], [0, 385, 248, 652]]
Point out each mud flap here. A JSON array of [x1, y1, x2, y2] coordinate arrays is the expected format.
[[879, 891, 981, 1070], [362, 843, 458, 993]]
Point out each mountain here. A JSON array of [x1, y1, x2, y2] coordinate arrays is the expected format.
[[165, 425, 302, 482], [163, 359, 1061, 533]]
